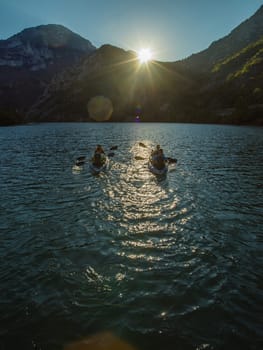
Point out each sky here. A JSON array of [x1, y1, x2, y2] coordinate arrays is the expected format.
[[0, 0, 262, 62]]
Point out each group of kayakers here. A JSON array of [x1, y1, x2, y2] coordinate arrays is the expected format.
[[92, 143, 167, 170]]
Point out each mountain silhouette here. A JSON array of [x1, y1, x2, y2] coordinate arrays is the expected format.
[[1, 7, 263, 125]]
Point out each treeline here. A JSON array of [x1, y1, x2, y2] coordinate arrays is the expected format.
[[0, 108, 24, 126]]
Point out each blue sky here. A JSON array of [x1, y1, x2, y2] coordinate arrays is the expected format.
[[0, 0, 262, 61]]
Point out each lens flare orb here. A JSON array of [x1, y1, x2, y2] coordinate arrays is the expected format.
[[87, 96, 113, 121]]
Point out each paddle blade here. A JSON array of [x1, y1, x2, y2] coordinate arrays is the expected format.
[[167, 157, 177, 164], [139, 142, 147, 148], [75, 160, 85, 166], [135, 156, 146, 160], [76, 156, 86, 161], [110, 145, 118, 150]]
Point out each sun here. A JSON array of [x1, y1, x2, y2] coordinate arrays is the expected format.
[[137, 48, 153, 63]]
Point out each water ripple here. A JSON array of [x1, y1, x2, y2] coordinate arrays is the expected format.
[[0, 123, 262, 350]]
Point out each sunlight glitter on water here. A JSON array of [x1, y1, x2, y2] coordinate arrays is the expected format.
[[1, 123, 262, 350], [117, 251, 162, 262]]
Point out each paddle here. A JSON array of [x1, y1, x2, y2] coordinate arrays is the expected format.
[[138, 142, 148, 148], [74, 156, 86, 166], [107, 152, 115, 157], [107, 145, 118, 157], [137, 142, 177, 164], [166, 157, 177, 164], [134, 155, 147, 160], [75, 160, 86, 166]]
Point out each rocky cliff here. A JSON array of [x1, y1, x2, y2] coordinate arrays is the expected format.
[[0, 24, 96, 125], [0, 24, 95, 70]]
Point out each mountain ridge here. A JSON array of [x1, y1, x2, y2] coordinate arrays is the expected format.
[[0, 24, 96, 125], [1, 6, 263, 125], [183, 5, 263, 73], [0, 24, 96, 70]]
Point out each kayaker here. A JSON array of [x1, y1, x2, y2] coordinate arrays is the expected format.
[[151, 144, 161, 157], [156, 148, 166, 169], [151, 145, 166, 169], [92, 145, 106, 166], [94, 144, 105, 154]]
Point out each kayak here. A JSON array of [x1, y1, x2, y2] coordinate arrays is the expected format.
[[148, 157, 168, 176], [89, 156, 109, 175]]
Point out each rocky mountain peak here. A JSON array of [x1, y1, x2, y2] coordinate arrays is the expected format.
[[7, 24, 95, 52], [0, 24, 96, 71]]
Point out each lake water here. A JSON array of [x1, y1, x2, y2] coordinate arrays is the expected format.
[[0, 123, 262, 350]]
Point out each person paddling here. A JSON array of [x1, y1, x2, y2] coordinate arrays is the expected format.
[[94, 144, 105, 154], [92, 144, 106, 166], [151, 145, 166, 169], [151, 144, 160, 157]]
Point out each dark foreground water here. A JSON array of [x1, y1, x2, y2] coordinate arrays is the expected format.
[[0, 123, 262, 350]]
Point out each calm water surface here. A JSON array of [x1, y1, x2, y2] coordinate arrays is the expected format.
[[0, 123, 262, 350]]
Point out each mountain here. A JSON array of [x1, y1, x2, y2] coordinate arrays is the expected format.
[[27, 45, 196, 122], [173, 5, 263, 125], [1, 6, 263, 125], [185, 35, 263, 125], [27, 5, 263, 125], [183, 5, 263, 73], [0, 24, 96, 125], [0, 24, 95, 70]]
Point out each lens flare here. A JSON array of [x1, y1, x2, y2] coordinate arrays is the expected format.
[[87, 96, 113, 121], [64, 331, 137, 350]]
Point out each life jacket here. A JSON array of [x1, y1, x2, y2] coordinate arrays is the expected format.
[[93, 152, 105, 166], [155, 154, 165, 170]]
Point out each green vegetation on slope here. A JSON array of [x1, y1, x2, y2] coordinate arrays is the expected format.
[[212, 36, 263, 80]]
